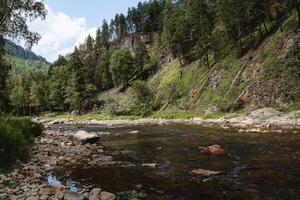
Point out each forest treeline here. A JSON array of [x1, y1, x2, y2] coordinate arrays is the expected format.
[[0, 0, 299, 115]]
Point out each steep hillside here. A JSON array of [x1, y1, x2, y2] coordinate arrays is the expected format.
[[98, 14, 299, 118], [4, 39, 48, 63], [148, 15, 300, 115]]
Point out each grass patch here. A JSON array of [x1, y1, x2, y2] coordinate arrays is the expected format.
[[0, 117, 43, 169], [152, 109, 225, 119], [277, 102, 300, 112], [42, 112, 140, 120]]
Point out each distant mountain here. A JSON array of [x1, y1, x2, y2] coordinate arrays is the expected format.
[[4, 39, 48, 63]]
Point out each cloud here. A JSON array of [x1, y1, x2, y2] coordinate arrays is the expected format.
[[75, 27, 97, 47], [29, 4, 96, 62]]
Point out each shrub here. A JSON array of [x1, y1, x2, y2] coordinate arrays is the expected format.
[[0, 117, 43, 168], [125, 81, 154, 117]]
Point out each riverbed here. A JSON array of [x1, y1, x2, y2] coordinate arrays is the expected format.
[[52, 124, 300, 200]]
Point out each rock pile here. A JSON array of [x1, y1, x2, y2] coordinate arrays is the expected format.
[[0, 128, 117, 200]]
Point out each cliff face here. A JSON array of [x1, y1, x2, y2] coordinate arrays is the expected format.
[[4, 39, 48, 63], [119, 32, 159, 54]]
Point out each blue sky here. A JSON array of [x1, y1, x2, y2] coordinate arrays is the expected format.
[[29, 0, 142, 62]]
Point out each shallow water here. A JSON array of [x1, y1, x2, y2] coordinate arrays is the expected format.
[[54, 124, 300, 200]]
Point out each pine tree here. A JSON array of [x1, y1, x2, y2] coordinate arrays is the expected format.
[[67, 47, 86, 113], [84, 35, 96, 86], [187, 0, 215, 67], [100, 49, 114, 90], [101, 20, 111, 49]]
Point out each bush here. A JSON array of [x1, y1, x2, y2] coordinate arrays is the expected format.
[[0, 117, 43, 168], [124, 81, 154, 117]]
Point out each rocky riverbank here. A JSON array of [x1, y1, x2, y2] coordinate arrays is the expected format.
[[38, 108, 300, 134], [0, 127, 118, 200]]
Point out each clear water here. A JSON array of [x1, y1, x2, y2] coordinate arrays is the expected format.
[[54, 124, 300, 200]]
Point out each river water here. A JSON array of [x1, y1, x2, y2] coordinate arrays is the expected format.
[[53, 124, 300, 200]]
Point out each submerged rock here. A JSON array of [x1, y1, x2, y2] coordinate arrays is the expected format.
[[142, 163, 158, 168], [129, 130, 139, 134], [200, 144, 225, 156], [191, 168, 222, 176]]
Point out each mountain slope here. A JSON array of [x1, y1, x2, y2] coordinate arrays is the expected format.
[[99, 14, 299, 117], [148, 15, 300, 114], [4, 39, 48, 63]]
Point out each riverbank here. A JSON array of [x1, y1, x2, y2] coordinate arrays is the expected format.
[[0, 125, 118, 199], [38, 108, 300, 134]]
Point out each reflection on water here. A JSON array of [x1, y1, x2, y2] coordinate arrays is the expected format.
[[54, 124, 300, 200]]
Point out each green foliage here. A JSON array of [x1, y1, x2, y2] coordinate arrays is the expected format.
[[0, 0, 47, 47], [109, 49, 135, 87], [0, 36, 11, 112], [3, 0, 300, 117], [262, 31, 300, 104], [124, 80, 154, 116], [277, 102, 300, 112], [0, 117, 43, 168], [48, 65, 69, 111], [66, 48, 86, 113], [9, 59, 49, 115]]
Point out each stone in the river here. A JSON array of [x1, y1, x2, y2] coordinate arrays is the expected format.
[[99, 191, 116, 200], [52, 183, 64, 193], [129, 130, 139, 134], [200, 144, 225, 155], [142, 163, 158, 168], [72, 131, 100, 145], [191, 168, 222, 176], [156, 147, 163, 151], [90, 188, 102, 196], [63, 191, 85, 200], [26, 197, 39, 200], [39, 194, 49, 200], [39, 185, 55, 196], [9, 195, 18, 200], [89, 188, 102, 200]]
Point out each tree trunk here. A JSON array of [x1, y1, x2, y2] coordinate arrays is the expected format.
[[297, 5, 300, 27], [276, 10, 283, 32], [205, 51, 210, 69], [259, 23, 263, 41], [263, 19, 269, 33]]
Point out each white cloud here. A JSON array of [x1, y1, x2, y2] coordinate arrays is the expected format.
[[29, 4, 96, 62], [75, 27, 97, 47]]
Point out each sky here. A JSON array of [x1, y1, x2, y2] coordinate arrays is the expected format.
[[29, 0, 142, 62]]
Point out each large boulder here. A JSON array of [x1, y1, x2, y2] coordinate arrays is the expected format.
[[99, 191, 116, 200], [72, 131, 100, 145]]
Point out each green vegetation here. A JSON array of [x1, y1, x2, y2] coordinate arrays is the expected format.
[[0, 117, 43, 168], [1, 0, 299, 119], [110, 49, 135, 87]]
